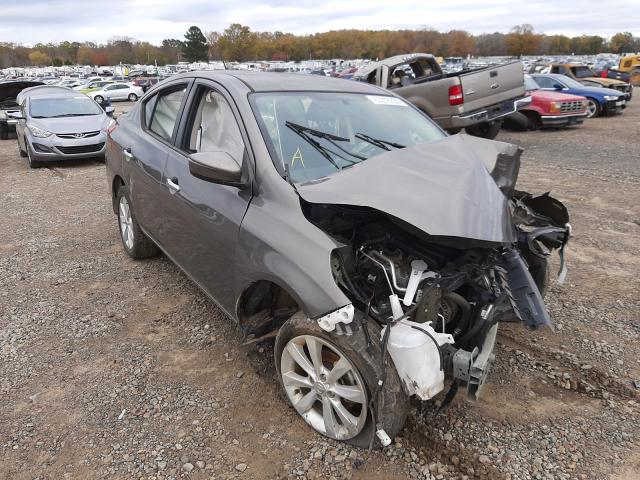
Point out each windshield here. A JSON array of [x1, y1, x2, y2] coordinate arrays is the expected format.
[[30, 96, 103, 118], [251, 92, 445, 183], [524, 76, 540, 90]]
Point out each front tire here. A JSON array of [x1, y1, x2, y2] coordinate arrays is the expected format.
[[502, 112, 532, 131], [26, 144, 42, 168], [128, 93, 138, 101], [116, 187, 159, 259], [0, 123, 8, 140], [94, 95, 104, 104], [586, 98, 600, 118], [275, 313, 409, 448], [19, 137, 27, 157], [466, 120, 502, 139]]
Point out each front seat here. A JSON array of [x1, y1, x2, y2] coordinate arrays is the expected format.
[[198, 92, 244, 162]]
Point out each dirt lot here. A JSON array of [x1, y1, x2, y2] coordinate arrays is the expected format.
[[1, 100, 639, 480]]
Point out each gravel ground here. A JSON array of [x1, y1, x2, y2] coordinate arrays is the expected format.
[[0, 101, 639, 480]]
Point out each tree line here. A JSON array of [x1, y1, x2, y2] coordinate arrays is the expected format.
[[1, 24, 638, 68]]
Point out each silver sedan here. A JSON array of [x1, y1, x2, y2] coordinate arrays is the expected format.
[[13, 92, 114, 168]]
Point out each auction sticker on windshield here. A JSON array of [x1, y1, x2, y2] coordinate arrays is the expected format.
[[366, 95, 408, 106]]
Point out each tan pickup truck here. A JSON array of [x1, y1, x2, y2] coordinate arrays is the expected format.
[[353, 53, 531, 139]]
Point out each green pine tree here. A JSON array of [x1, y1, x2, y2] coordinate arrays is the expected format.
[[182, 26, 209, 62]]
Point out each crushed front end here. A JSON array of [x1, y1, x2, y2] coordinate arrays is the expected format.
[[300, 135, 570, 406]]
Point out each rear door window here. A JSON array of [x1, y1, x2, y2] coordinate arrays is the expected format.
[[148, 86, 188, 141]]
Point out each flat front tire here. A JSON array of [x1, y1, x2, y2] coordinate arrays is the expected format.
[[275, 313, 408, 448], [116, 187, 159, 259]]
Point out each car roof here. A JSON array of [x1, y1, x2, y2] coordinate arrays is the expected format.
[[169, 70, 386, 94]]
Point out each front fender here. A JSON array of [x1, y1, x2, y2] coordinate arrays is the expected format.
[[236, 200, 350, 319]]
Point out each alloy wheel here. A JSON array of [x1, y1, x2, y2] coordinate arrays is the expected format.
[[280, 335, 368, 441], [118, 196, 134, 250], [586, 100, 598, 118]]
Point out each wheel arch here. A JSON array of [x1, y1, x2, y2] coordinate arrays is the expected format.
[[522, 109, 541, 126], [235, 278, 301, 339], [111, 175, 125, 213]]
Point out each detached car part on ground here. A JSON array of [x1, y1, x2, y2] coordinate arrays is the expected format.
[[532, 74, 626, 118], [106, 72, 570, 447], [503, 75, 588, 130], [352, 53, 531, 139]]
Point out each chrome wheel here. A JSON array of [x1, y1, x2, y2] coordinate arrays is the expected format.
[[586, 99, 598, 118], [280, 335, 367, 441], [118, 196, 134, 250]]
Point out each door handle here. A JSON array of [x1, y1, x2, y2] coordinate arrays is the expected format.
[[123, 148, 134, 161], [167, 177, 180, 192]]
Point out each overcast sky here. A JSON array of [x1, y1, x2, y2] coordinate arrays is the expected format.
[[1, 0, 639, 45]]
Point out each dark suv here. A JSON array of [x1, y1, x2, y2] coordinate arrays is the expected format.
[[106, 72, 570, 447]]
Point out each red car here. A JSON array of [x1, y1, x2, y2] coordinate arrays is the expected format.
[[504, 75, 588, 130]]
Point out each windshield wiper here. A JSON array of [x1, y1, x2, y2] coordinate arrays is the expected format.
[[285, 121, 349, 142], [355, 132, 405, 151], [285, 121, 366, 171]]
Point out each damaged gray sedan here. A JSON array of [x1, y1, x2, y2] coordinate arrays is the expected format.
[[105, 72, 570, 447]]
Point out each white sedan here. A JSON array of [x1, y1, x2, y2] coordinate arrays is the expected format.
[[88, 83, 144, 103]]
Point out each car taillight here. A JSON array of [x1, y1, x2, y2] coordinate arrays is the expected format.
[[448, 85, 464, 106]]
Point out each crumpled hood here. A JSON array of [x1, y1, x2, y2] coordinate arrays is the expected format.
[[296, 134, 521, 244]]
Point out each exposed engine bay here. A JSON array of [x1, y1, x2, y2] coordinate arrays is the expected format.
[[301, 192, 570, 402]]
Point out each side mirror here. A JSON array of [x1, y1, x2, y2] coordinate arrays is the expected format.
[[105, 106, 115, 116], [188, 151, 246, 188]]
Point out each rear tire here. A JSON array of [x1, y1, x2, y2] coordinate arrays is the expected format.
[[94, 95, 104, 104], [116, 187, 160, 259], [128, 93, 138, 101], [466, 120, 502, 139], [275, 313, 409, 448]]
